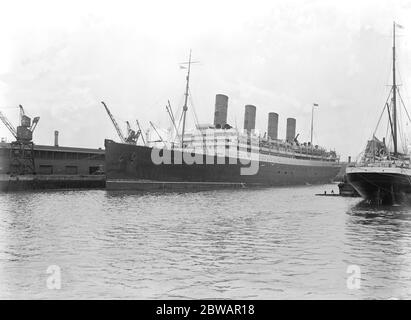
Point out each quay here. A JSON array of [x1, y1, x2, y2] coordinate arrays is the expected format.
[[0, 174, 105, 192], [0, 140, 106, 192]]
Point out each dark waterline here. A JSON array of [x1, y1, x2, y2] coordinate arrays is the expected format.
[[1, 184, 411, 299]]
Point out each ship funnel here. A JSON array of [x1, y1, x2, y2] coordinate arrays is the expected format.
[[267, 112, 279, 140], [244, 105, 256, 133], [54, 130, 59, 147], [286, 118, 296, 142], [213, 94, 228, 128], [285, 118, 296, 142]]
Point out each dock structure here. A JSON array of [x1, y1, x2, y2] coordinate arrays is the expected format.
[[0, 142, 105, 175], [0, 142, 106, 192], [0, 174, 105, 192], [0, 106, 107, 191]]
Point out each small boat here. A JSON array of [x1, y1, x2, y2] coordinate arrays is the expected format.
[[315, 191, 339, 197]]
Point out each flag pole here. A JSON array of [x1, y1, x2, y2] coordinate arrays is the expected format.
[[310, 104, 314, 146], [311, 103, 319, 148]]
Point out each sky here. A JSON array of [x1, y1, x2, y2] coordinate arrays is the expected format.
[[1, 0, 411, 160]]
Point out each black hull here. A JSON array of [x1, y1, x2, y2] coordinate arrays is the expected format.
[[347, 171, 411, 204], [104, 140, 341, 190]]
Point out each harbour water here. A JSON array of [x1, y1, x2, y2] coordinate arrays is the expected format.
[[1, 184, 411, 299]]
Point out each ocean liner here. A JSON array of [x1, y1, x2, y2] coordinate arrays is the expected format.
[[346, 22, 411, 204], [105, 52, 341, 191]]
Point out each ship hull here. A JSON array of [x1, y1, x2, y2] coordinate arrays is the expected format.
[[346, 167, 411, 204], [105, 140, 341, 190]]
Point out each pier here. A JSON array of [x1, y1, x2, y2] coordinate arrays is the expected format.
[[0, 174, 105, 192]]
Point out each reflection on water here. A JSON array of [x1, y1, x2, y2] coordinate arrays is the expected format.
[[0, 185, 411, 299]]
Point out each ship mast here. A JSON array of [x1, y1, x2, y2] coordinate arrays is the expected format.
[[181, 50, 192, 148], [392, 21, 398, 156]]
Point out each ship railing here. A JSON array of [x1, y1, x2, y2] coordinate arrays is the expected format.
[[259, 142, 334, 158], [171, 140, 339, 162], [355, 160, 410, 169]]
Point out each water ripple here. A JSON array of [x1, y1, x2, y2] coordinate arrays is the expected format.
[[1, 186, 411, 299]]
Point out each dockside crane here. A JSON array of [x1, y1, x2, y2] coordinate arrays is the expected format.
[[30, 117, 40, 134], [149, 121, 167, 147], [0, 110, 17, 139], [136, 119, 145, 145], [0, 105, 40, 174], [166, 100, 179, 142], [19, 105, 25, 123], [125, 121, 138, 143], [0, 105, 40, 142], [126, 121, 132, 135], [101, 101, 126, 143]]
